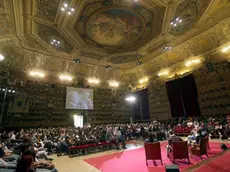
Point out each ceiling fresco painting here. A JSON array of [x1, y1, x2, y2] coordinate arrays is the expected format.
[[75, 0, 161, 53], [86, 8, 145, 47]]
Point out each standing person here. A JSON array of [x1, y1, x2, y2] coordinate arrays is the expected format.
[[166, 130, 183, 158], [113, 127, 127, 150], [106, 128, 119, 149]]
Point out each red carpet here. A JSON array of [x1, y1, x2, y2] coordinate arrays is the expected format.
[[195, 151, 230, 172], [84, 142, 230, 172]]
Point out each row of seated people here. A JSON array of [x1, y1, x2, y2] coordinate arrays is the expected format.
[[60, 126, 170, 156], [144, 129, 210, 165], [0, 137, 58, 172], [0, 117, 228, 160], [0, 123, 170, 158]]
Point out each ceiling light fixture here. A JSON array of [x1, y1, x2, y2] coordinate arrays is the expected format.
[[163, 45, 172, 52], [59, 74, 73, 81], [185, 59, 201, 67], [222, 45, 230, 53], [171, 17, 183, 27], [158, 70, 169, 77], [105, 65, 112, 69], [61, 2, 75, 15], [0, 54, 5, 61], [109, 81, 119, 87], [50, 39, 61, 47], [29, 71, 45, 78], [88, 78, 100, 84], [0, 88, 15, 93], [139, 77, 148, 84], [136, 61, 142, 66], [74, 58, 81, 63]]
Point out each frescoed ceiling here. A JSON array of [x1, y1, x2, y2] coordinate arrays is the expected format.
[[0, 0, 230, 84]]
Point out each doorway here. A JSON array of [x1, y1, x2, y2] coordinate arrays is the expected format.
[[73, 114, 83, 128]]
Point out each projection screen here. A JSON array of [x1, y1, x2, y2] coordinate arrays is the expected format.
[[65, 87, 94, 110]]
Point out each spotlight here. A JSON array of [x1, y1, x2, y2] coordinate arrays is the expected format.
[[50, 39, 61, 47], [125, 96, 136, 103], [59, 74, 73, 81], [222, 45, 230, 53], [139, 77, 148, 84], [64, 3, 68, 7], [88, 78, 100, 84], [2, 89, 5, 91], [8, 89, 11, 92], [74, 58, 81, 63], [171, 17, 182, 27], [158, 70, 169, 77], [0, 54, 5, 61], [61, 2, 75, 15], [29, 71, 45, 78], [109, 81, 119, 87], [163, 45, 172, 52], [185, 59, 201, 67], [12, 90, 15, 93]]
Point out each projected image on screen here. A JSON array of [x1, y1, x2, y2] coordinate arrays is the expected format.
[[66, 87, 94, 110]]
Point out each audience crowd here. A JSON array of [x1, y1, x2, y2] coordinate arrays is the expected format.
[[0, 115, 229, 171]]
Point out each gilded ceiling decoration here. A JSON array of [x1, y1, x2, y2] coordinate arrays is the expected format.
[[0, 0, 230, 85], [170, 0, 212, 35], [109, 54, 143, 64], [0, 0, 8, 35], [35, 0, 60, 21], [38, 24, 74, 54]]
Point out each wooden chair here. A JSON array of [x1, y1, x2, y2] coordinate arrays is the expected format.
[[144, 142, 162, 165], [169, 141, 190, 164], [189, 137, 208, 160]]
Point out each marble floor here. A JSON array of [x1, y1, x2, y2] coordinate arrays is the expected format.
[[52, 139, 229, 172]]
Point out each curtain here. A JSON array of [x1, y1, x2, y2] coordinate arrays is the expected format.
[[166, 79, 185, 118], [181, 74, 200, 117], [166, 74, 200, 118], [131, 88, 150, 121]]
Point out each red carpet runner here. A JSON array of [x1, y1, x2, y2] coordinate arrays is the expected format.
[[84, 142, 230, 172]]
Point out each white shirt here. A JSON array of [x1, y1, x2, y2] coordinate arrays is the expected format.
[[11, 134, 16, 140]]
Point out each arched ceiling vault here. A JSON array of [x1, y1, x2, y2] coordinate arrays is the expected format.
[[0, 0, 230, 84]]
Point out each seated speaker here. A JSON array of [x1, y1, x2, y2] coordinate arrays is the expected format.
[[165, 164, 180, 172], [220, 143, 228, 150]]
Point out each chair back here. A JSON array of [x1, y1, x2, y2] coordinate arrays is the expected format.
[[172, 141, 189, 159], [16, 155, 34, 172], [144, 142, 162, 160], [199, 137, 208, 155]]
